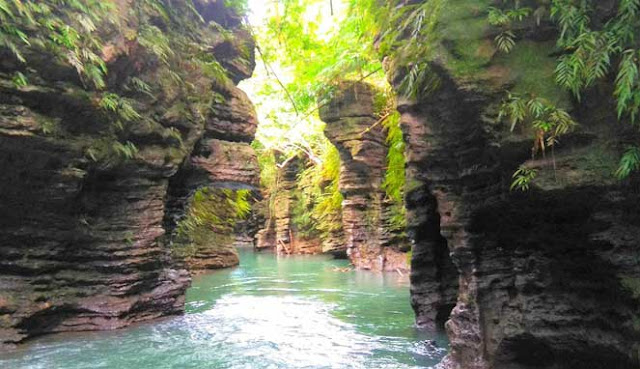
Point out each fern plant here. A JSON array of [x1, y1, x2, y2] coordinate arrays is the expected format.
[[378, 0, 444, 100], [616, 145, 640, 179], [99, 92, 142, 131], [0, 0, 114, 89], [488, 0, 640, 180], [488, 5, 532, 53], [174, 188, 252, 257], [499, 92, 577, 189], [500, 92, 577, 159], [511, 166, 538, 191], [551, 0, 640, 177], [85, 138, 139, 166], [614, 49, 640, 123], [291, 142, 344, 240]]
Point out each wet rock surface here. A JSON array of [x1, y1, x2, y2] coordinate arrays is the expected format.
[[0, 1, 258, 347]]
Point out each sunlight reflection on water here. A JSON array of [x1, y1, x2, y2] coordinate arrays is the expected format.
[[0, 249, 448, 369]]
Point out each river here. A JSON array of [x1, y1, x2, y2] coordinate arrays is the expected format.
[[0, 248, 448, 368]]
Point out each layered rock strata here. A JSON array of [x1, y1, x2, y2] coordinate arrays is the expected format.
[[399, 92, 460, 329], [391, 1, 640, 367], [0, 0, 258, 347], [163, 130, 260, 272], [321, 82, 409, 271]]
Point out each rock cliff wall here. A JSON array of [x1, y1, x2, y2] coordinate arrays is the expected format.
[[0, 0, 258, 347], [390, 1, 640, 368], [254, 156, 323, 255], [321, 82, 409, 272]]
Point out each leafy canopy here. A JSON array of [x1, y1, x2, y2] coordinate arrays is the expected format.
[[243, 0, 409, 237]]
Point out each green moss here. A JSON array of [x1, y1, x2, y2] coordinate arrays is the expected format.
[[621, 276, 640, 300], [632, 316, 640, 331], [438, 0, 492, 41], [534, 142, 620, 190], [165, 146, 188, 165], [622, 275, 640, 332], [573, 143, 620, 179], [438, 0, 494, 78], [499, 41, 570, 108], [444, 40, 495, 79], [173, 188, 251, 258], [36, 116, 62, 136], [441, 0, 492, 21]]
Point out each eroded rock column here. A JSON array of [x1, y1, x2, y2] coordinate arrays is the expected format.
[[397, 76, 497, 363], [320, 82, 407, 271], [393, 21, 640, 369], [163, 86, 260, 272]]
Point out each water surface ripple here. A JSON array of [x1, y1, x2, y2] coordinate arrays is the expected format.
[[0, 249, 448, 368]]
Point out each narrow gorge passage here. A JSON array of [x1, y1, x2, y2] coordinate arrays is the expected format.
[[1, 0, 639, 368], [0, 248, 447, 369]]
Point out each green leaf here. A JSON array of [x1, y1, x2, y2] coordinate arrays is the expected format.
[[616, 145, 640, 179], [11, 71, 28, 87], [510, 167, 538, 192]]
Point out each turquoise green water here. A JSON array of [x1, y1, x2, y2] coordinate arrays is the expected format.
[[0, 249, 448, 368]]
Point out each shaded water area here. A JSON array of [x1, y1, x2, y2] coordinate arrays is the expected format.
[[0, 248, 448, 368]]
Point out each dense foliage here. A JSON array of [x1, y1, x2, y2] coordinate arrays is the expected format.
[[174, 188, 252, 257], [292, 144, 344, 239], [370, 0, 640, 183], [0, 0, 250, 167], [245, 0, 408, 238], [492, 0, 640, 181], [0, 0, 113, 88]]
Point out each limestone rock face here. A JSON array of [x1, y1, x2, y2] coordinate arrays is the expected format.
[[205, 87, 258, 142], [191, 139, 259, 188], [254, 156, 323, 255], [390, 1, 640, 367], [0, 101, 191, 346], [320, 229, 348, 257], [163, 89, 259, 273], [0, 1, 258, 347], [402, 79, 640, 369], [160, 93, 260, 269], [321, 82, 409, 271]]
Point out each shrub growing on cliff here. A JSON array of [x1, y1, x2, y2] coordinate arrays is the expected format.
[[499, 92, 577, 158], [292, 143, 344, 239], [382, 111, 407, 231], [488, 6, 532, 53], [0, 0, 114, 88], [487, 0, 640, 179], [1, 0, 243, 168], [174, 188, 252, 257]]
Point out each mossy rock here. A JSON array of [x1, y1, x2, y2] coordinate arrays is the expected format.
[[498, 41, 570, 108], [437, 0, 494, 80]]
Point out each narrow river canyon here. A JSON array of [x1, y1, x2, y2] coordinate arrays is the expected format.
[[0, 248, 447, 368], [0, 1, 639, 369]]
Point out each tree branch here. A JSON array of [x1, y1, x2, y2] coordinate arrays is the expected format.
[[244, 18, 301, 116]]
